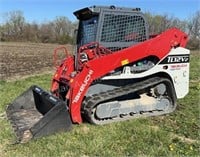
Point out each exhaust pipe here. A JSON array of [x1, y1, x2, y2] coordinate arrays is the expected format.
[[6, 86, 72, 143]]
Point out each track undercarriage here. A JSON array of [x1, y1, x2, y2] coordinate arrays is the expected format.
[[83, 77, 176, 124]]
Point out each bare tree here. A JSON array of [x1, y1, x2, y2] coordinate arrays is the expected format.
[[23, 23, 40, 42], [187, 11, 200, 49], [39, 22, 55, 43], [54, 17, 69, 36], [188, 11, 200, 39], [145, 13, 168, 34], [4, 11, 25, 40], [52, 16, 75, 43]]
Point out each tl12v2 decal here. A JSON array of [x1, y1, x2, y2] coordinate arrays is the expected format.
[[159, 54, 190, 64]]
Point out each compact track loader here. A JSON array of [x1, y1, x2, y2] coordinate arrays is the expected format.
[[6, 6, 190, 143]]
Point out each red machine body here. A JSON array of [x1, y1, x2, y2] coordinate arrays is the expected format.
[[51, 28, 188, 123]]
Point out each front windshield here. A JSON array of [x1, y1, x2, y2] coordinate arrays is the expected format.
[[77, 16, 98, 47]]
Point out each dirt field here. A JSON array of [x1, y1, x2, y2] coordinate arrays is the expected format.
[[0, 42, 74, 80]]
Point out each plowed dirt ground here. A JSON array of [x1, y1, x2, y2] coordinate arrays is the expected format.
[[0, 42, 74, 80]]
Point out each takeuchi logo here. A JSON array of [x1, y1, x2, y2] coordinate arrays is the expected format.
[[72, 69, 94, 103]]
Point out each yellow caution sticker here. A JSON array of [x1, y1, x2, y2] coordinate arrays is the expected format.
[[70, 79, 74, 83], [121, 59, 129, 66]]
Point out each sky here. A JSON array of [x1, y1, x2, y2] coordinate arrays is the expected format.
[[0, 0, 199, 24]]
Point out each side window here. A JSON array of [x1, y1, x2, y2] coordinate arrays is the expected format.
[[101, 14, 146, 42], [77, 16, 98, 47], [82, 17, 98, 44]]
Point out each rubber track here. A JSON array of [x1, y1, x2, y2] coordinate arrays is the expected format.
[[82, 77, 176, 124]]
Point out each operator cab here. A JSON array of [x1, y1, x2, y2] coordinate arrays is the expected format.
[[74, 5, 149, 51]]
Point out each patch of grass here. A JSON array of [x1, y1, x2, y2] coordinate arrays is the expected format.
[[0, 53, 199, 156], [0, 74, 51, 112]]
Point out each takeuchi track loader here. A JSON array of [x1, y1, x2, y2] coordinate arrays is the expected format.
[[6, 6, 190, 143]]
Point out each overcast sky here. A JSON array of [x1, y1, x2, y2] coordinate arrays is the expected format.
[[0, 0, 199, 23]]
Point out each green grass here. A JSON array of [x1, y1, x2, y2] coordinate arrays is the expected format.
[[0, 52, 199, 157]]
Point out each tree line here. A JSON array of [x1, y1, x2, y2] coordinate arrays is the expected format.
[[0, 11, 77, 44], [145, 11, 199, 50], [0, 10, 199, 49]]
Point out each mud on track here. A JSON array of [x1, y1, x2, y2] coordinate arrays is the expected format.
[[0, 42, 74, 80]]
